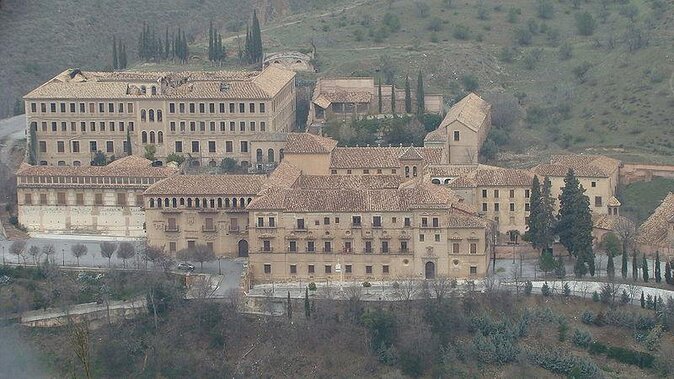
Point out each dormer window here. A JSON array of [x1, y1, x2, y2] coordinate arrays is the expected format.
[[453, 131, 460, 141]]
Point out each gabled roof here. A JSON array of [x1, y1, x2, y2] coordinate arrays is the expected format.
[[637, 193, 674, 248], [593, 214, 633, 231], [532, 154, 622, 178], [427, 164, 533, 187], [16, 155, 177, 178], [330, 147, 443, 169], [398, 146, 424, 161], [284, 133, 338, 154], [439, 92, 491, 133], [144, 174, 266, 196]]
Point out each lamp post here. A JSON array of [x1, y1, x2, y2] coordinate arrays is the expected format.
[[218, 257, 222, 275], [2, 245, 5, 265], [62, 248, 65, 266]]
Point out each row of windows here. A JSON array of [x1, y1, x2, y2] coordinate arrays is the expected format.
[[168, 120, 266, 133], [33, 120, 135, 133], [264, 263, 390, 276], [140, 109, 162, 122], [289, 216, 442, 229], [168, 102, 266, 115], [481, 189, 531, 199], [19, 176, 160, 185], [331, 168, 398, 175], [173, 140, 253, 154], [24, 192, 142, 207], [38, 140, 128, 154], [30, 102, 135, 114], [481, 202, 531, 212], [150, 197, 253, 209], [263, 240, 412, 254]]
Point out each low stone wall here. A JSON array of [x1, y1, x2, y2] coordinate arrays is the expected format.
[[21, 297, 147, 328], [621, 163, 674, 185]]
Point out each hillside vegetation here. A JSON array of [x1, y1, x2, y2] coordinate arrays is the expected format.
[[1, 0, 673, 162]]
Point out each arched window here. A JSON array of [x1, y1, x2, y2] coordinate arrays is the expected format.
[[141, 109, 146, 121], [73, 161, 81, 166], [431, 179, 440, 184], [209, 199, 215, 208], [240, 198, 245, 207], [151, 86, 157, 95], [256, 149, 263, 162], [140, 85, 146, 94], [405, 166, 410, 178], [209, 160, 216, 167], [195, 198, 201, 208], [232, 198, 238, 208], [279, 149, 284, 161], [444, 179, 451, 184], [164, 198, 169, 207], [57, 161, 66, 166], [149, 109, 155, 122], [141, 131, 148, 143], [202, 198, 207, 208], [413, 166, 418, 177], [149, 131, 156, 144], [217, 198, 223, 208], [157, 131, 163, 144], [172, 198, 177, 208], [149, 198, 155, 208], [157, 109, 162, 121], [225, 198, 230, 207], [156, 198, 162, 208], [267, 149, 275, 163], [187, 198, 193, 207], [180, 198, 185, 206], [247, 198, 252, 204]]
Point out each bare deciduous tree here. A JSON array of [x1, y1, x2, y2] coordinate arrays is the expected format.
[[71, 244, 88, 266], [99, 242, 117, 268], [116, 242, 135, 268], [28, 245, 41, 264], [67, 319, 93, 379], [177, 244, 215, 271], [9, 240, 27, 265], [142, 244, 173, 273], [42, 244, 56, 264]]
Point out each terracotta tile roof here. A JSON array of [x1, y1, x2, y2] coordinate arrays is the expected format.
[[424, 128, 447, 143], [549, 154, 621, 177], [637, 193, 674, 248], [296, 175, 402, 189], [321, 91, 372, 104], [593, 214, 634, 231], [398, 146, 424, 161], [284, 133, 338, 154], [16, 156, 177, 178], [426, 164, 480, 177], [530, 163, 607, 178], [608, 196, 621, 207], [261, 161, 302, 192], [25, 66, 295, 100], [330, 147, 443, 169], [438, 92, 491, 133], [428, 164, 532, 187], [144, 174, 266, 196]]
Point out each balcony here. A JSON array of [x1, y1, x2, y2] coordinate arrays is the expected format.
[[165, 225, 180, 232], [202, 226, 217, 232], [294, 226, 308, 232], [322, 248, 333, 253], [351, 223, 362, 228], [259, 248, 274, 253], [228, 225, 240, 233], [372, 223, 382, 229]]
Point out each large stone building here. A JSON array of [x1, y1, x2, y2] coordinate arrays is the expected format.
[[16, 156, 177, 236], [143, 173, 267, 256], [308, 77, 443, 127], [23, 66, 296, 168], [246, 163, 490, 283], [424, 93, 492, 165]]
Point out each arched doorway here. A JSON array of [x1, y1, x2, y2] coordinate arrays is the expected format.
[[425, 261, 435, 279], [238, 240, 249, 257]]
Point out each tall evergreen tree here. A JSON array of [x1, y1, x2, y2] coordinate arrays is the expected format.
[[165, 27, 170, 59], [540, 177, 556, 248], [404, 75, 412, 114], [28, 123, 37, 165], [112, 36, 118, 70], [287, 291, 292, 320], [251, 10, 263, 64], [665, 261, 672, 285], [416, 71, 425, 116], [378, 79, 383, 113], [642, 254, 649, 282], [640, 291, 645, 308], [632, 252, 638, 281], [558, 169, 581, 256], [621, 246, 628, 279], [119, 43, 127, 69], [655, 251, 661, 283], [390, 83, 396, 114], [607, 251, 615, 280], [526, 175, 542, 248], [208, 20, 214, 61], [528, 176, 556, 253], [126, 129, 132, 156], [304, 288, 310, 318]]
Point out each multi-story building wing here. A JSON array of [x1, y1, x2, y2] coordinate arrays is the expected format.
[[143, 173, 268, 257], [23, 66, 296, 167], [247, 165, 490, 283], [16, 155, 177, 236]]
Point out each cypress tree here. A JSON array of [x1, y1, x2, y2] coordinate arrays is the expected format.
[[404, 75, 412, 113], [390, 83, 396, 114], [665, 261, 673, 285], [655, 251, 661, 283], [607, 251, 615, 280], [621, 246, 628, 279], [112, 36, 118, 70], [558, 169, 581, 257], [126, 129, 132, 156], [526, 175, 543, 249], [416, 71, 425, 116], [165, 27, 170, 59], [632, 252, 638, 281], [287, 291, 292, 320], [251, 10, 263, 63], [208, 21, 214, 61], [304, 288, 310, 319], [540, 177, 556, 249], [642, 254, 649, 282], [378, 79, 383, 113], [28, 123, 37, 165], [182, 30, 188, 63], [122, 43, 128, 69], [640, 291, 645, 308]]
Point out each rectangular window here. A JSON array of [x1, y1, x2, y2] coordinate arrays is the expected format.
[[250, 121, 255, 131], [323, 241, 331, 253], [249, 103, 255, 113], [240, 141, 248, 153], [366, 265, 373, 274], [290, 264, 297, 274], [116, 193, 126, 206], [257, 217, 264, 227], [345, 264, 352, 274], [344, 241, 352, 253], [260, 122, 266, 131], [422, 217, 428, 227], [296, 218, 305, 229], [169, 103, 175, 113], [420, 234, 425, 242], [432, 217, 439, 228], [262, 240, 272, 252], [595, 196, 603, 207], [525, 203, 530, 211], [404, 217, 411, 227], [70, 103, 76, 113], [470, 266, 477, 275], [108, 103, 114, 113], [365, 241, 372, 253], [324, 265, 331, 274], [219, 103, 225, 113], [308, 264, 315, 274], [128, 103, 134, 113], [591, 181, 597, 188], [381, 241, 389, 253], [509, 189, 515, 198], [106, 141, 114, 153], [99, 103, 105, 113], [40, 194, 48, 205], [72, 141, 80, 153], [208, 141, 216, 153], [525, 189, 530, 198], [352, 215, 361, 226], [494, 190, 500, 198], [289, 241, 297, 252], [175, 141, 183, 153], [179, 103, 185, 113], [191, 141, 200, 153], [324, 217, 330, 225], [225, 141, 233, 153], [239, 121, 245, 132], [264, 264, 271, 274], [30, 103, 36, 113], [199, 121, 205, 132], [76, 193, 84, 205], [260, 103, 266, 113], [239, 103, 245, 113], [494, 203, 500, 212], [306, 241, 316, 253], [453, 243, 460, 254], [38, 141, 47, 153], [90, 141, 97, 152], [24, 193, 32, 205], [372, 216, 382, 227], [435, 234, 441, 242], [56, 192, 66, 205], [509, 203, 515, 212], [401, 241, 408, 252], [94, 193, 103, 205], [382, 265, 389, 274], [229, 103, 235, 113], [482, 203, 488, 212], [189, 103, 195, 113], [57, 141, 65, 153], [169, 242, 176, 253], [453, 130, 460, 141], [209, 103, 215, 113], [210, 122, 215, 132], [50, 102, 56, 112], [229, 122, 235, 132], [470, 243, 477, 254]]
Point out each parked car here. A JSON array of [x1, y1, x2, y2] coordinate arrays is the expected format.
[[177, 262, 195, 272]]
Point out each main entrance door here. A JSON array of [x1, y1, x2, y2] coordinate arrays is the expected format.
[[425, 261, 435, 279], [238, 240, 249, 257]]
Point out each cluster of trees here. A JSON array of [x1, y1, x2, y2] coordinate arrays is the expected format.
[[242, 10, 263, 65], [207, 21, 226, 64], [527, 170, 595, 277], [111, 36, 128, 70], [137, 23, 189, 63]]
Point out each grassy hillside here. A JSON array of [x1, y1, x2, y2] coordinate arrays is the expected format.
[[1, 0, 673, 162]]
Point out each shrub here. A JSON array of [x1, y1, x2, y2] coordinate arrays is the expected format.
[[563, 283, 571, 297], [499, 47, 515, 63], [453, 25, 470, 40], [558, 320, 568, 342], [514, 28, 532, 45], [536, 0, 554, 19], [524, 281, 533, 296], [573, 329, 593, 348], [575, 12, 596, 36], [591, 291, 600, 302], [528, 349, 602, 378], [541, 282, 551, 296], [308, 282, 317, 291], [9, 216, 18, 225], [581, 310, 595, 325]]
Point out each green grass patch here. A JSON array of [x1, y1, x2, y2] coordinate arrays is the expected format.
[[619, 177, 674, 224]]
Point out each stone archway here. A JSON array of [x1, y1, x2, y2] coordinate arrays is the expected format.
[[425, 261, 436, 279], [238, 240, 249, 257]]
